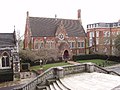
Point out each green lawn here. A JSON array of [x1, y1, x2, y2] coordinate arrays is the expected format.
[[78, 59, 118, 67], [30, 62, 69, 71], [30, 59, 119, 72]]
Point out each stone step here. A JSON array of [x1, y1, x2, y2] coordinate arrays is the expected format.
[[59, 79, 73, 89], [47, 79, 56, 85], [56, 80, 70, 90], [46, 86, 50, 90], [53, 82, 61, 90], [37, 79, 70, 90], [49, 84, 56, 90], [36, 85, 48, 90]]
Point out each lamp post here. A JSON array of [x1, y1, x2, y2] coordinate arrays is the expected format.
[[39, 59, 42, 68], [75, 37, 78, 55], [110, 23, 112, 55]]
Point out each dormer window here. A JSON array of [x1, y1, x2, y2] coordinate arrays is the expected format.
[[118, 23, 120, 27]]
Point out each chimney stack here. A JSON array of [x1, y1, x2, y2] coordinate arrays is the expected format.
[[77, 9, 82, 24], [78, 9, 81, 19], [27, 11, 29, 17]]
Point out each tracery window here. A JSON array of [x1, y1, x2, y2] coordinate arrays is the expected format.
[[2, 52, 10, 68]]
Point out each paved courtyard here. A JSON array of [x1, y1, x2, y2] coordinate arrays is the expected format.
[[60, 72, 120, 90], [105, 64, 120, 73]]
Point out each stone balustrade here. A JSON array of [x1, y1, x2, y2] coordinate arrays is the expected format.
[[13, 63, 120, 90]]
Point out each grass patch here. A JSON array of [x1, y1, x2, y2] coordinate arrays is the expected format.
[[30, 62, 69, 71], [78, 59, 105, 64], [78, 59, 118, 67]]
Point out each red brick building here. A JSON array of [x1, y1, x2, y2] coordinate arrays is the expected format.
[[24, 10, 86, 60], [87, 21, 120, 55]]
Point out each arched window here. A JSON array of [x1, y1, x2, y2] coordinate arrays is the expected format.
[[1, 52, 10, 67]]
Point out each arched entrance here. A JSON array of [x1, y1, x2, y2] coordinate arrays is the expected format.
[[63, 50, 69, 60]]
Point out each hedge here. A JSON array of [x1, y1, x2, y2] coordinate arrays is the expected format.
[[73, 54, 120, 62]]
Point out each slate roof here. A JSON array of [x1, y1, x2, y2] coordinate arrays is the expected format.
[[29, 17, 86, 37], [0, 33, 16, 47]]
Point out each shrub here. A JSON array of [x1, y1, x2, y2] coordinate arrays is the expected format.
[[19, 49, 61, 66]]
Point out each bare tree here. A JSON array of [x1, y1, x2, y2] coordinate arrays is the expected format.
[[34, 49, 59, 64], [114, 34, 120, 56]]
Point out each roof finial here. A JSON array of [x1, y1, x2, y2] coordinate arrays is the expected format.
[[14, 25, 15, 31], [27, 11, 29, 17], [55, 14, 57, 20], [78, 9, 81, 19]]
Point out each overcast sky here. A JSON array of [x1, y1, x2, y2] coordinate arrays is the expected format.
[[0, 0, 120, 36]]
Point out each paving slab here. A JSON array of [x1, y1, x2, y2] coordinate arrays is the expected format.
[[60, 72, 120, 90]]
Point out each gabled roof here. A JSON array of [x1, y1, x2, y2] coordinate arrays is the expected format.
[[29, 17, 86, 37], [0, 33, 16, 47]]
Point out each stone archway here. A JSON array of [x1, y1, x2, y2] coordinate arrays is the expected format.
[[63, 50, 69, 60], [57, 42, 72, 60]]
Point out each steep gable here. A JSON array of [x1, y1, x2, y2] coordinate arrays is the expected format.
[[55, 20, 68, 36]]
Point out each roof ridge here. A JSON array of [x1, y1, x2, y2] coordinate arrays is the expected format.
[[29, 16, 78, 21], [0, 33, 13, 34]]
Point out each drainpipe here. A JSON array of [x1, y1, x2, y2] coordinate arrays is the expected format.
[[110, 23, 112, 55]]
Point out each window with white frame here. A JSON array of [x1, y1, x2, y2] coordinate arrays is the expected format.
[[96, 31, 99, 37], [112, 39, 115, 45], [89, 39, 93, 46], [46, 41, 50, 48], [81, 42, 84, 47], [46, 41, 54, 48], [90, 32, 94, 38], [117, 31, 120, 35], [78, 42, 84, 48], [69, 41, 75, 48], [34, 39, 39, 49], [93, 24, 95, 28], [104, 39, 110, 45], [112, 32, 116, 36], [1, 52, 10, 68], [113, 23, 117, 27], [104, 31, 110, 37], [118, 23, 120, 27], [96, 38, 99, 45], [51, 41, 55, 48], [106, 24, 110, 27], [78, 42, 80, 47], [39, 42, 44, 48]]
